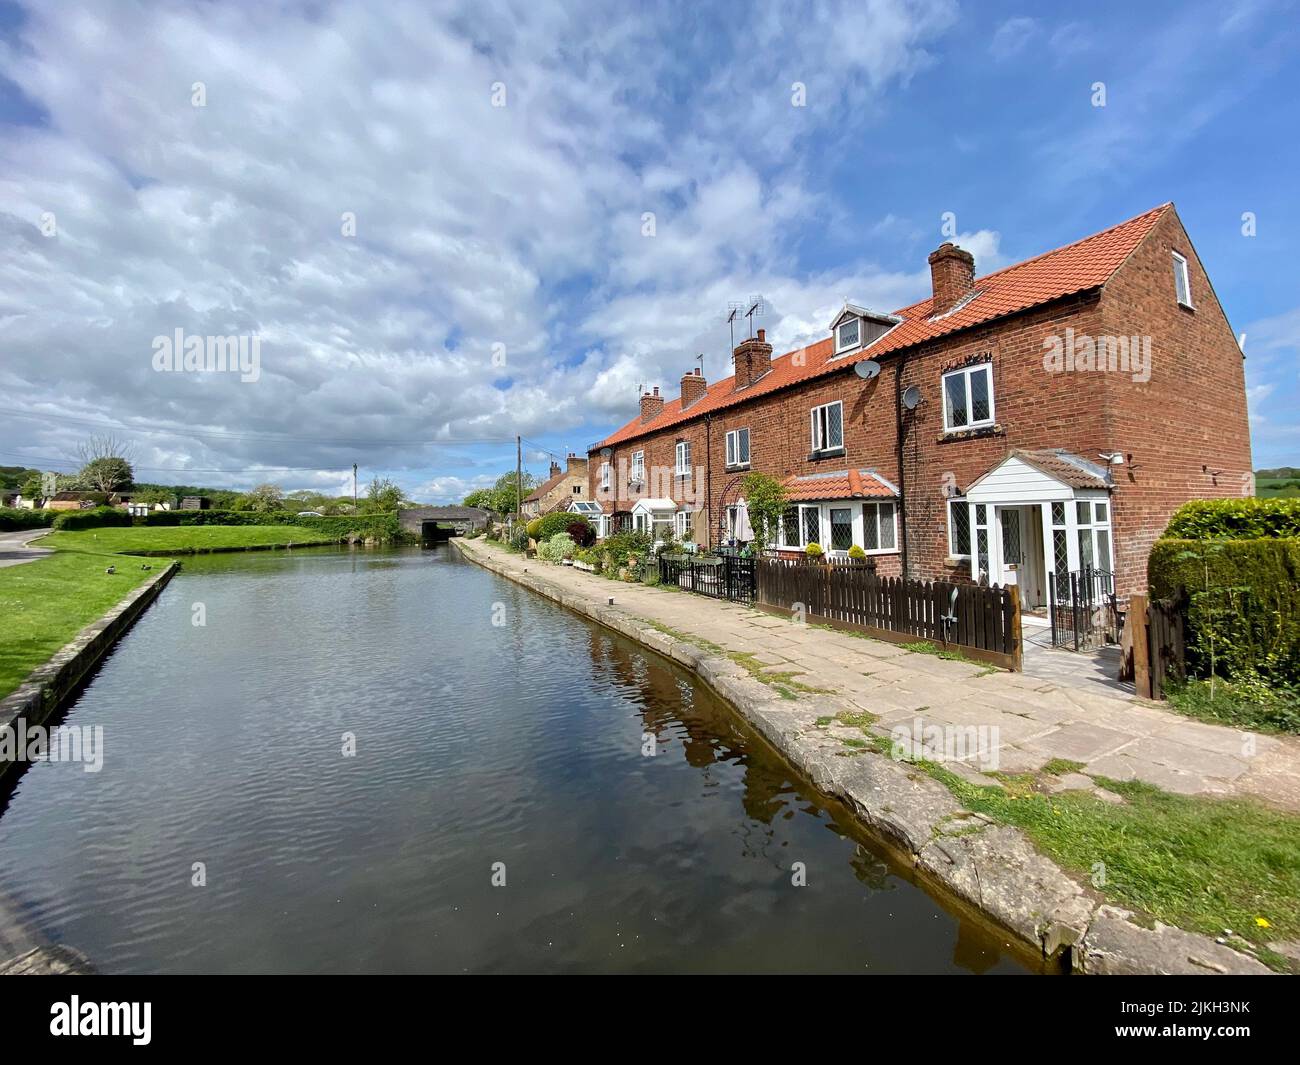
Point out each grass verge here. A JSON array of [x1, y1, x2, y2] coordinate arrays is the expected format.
[[40, 525, 335, 555], [1164, 676, 1300, 735], [0, 548, 158, 698]]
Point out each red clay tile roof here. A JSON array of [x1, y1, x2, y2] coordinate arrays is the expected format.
[[783, 468, 898, 501], [593, 204, 1171, 450], [524, 470, 567, 502], [1009, 449, 1112, 490]]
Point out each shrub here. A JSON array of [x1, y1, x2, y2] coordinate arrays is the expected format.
[[536, 511, 588, 542], [536, 532, 575, 562], [805, 541, 824, 559], [566, 520, 596, 548], [52, 507, 133, 532], [1163, 498, 1300, 540], [525, 518, 544, 540], [0, 508, 55, 531], [508, 526, 530, 552], [1149, 538, 1300, 684], [847, 544, 867, 560]]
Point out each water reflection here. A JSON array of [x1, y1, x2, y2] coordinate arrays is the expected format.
[[0, 545, 1036, 974]]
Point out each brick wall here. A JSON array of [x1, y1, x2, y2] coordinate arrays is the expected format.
[[588, 208, 1250, 599]]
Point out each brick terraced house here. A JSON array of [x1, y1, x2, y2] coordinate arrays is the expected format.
[[586, 203, 1251, 603]]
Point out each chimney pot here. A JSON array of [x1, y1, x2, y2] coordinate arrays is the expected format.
[[928, 242, 975, 315]]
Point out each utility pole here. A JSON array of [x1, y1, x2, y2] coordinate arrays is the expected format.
[[515, 436, 522, 517], [352, 463, 358, 512]]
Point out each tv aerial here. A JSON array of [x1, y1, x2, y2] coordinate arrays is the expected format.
[[854, 360, 881, 380]]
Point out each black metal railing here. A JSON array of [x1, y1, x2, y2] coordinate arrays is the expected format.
[[1049, 566, 1119, 651], [659, 553, 756, 603]]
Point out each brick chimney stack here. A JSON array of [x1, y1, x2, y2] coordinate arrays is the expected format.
[[928, 242, 975, 315], [680, 367, 707, 409], [548, 459, 561, 479], [639, 385, 664, 423], [732, 328, 773, 390]]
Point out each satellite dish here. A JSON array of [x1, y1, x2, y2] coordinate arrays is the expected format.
[[854, 360, 881, 380], [902, 385, 922, 410], [600, 447, 612, 459]]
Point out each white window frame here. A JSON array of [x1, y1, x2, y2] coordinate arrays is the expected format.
[[946, 497, 971, 559], [861, 501, 897, 554], [600, 463, 611, 491], [834, 316, 861, 355], [674, 440, 691, 476], [725, 428, 751, 469], [1172, 251, 1193, 308], [674, 508, 692, 538], [809, 401, 844, 453], [941, 363, 995, 432], [630, 450, 645, 483]]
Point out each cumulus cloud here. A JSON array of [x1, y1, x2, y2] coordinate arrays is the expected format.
[[1, 0, 959, 500]]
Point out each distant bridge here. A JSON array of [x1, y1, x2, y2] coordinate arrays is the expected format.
[[398, 506, 494, 541]]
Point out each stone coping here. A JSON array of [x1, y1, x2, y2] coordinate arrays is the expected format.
[[455, 538, 1272, 976], [0, 561, 179, 781]]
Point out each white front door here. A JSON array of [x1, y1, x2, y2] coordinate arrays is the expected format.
[[995, 507, 1022, 587], [993, 505, 1048, 607]]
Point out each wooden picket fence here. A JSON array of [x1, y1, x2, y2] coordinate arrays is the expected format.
[[754, 558, 1022, 670], [1128, 591, 1187, 700]]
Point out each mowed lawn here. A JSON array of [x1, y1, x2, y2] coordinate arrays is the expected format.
[[40, 524, 335, 555], [0, 548, 160, 698]]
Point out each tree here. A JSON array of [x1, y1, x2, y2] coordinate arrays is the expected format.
[[237, 482, 285, 511], [741, 471, 789, 553], [76, 434, 136, 493], [462, 488, 495, 511], [361, 477, 405, 514], [487, 470, 538, 516]]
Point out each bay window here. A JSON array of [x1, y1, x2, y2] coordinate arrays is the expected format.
[[862, 501, 896, 553]]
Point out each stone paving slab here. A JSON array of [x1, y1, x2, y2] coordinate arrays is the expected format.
[[466, 542, 1300, 813]]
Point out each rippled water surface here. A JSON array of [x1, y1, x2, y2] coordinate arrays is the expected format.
[[0, 546, 1032, 973]]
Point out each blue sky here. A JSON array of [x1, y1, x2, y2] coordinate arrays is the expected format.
[[1, 0, 1296, 501]]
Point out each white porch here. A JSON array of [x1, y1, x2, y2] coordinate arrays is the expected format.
[[964, 451, 1115, 610]]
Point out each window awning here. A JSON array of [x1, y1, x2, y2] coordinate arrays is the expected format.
[[782, 468, 898, 502]]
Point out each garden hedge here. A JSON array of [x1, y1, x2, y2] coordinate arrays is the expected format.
[[140, 509, 403, 541], [1162, 497, 1300, 540], [1149, 537, 1300, 683], [0, 508, 55, 531], [535, 511, 588, 542], [51, 507, 134, 531]]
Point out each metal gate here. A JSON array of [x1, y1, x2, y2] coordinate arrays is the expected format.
[[1048, 565, 1119, 651]]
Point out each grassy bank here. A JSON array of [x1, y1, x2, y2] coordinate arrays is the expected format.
[[0, 549, 159, 698], [40, 525, 336, 555], [825, 715, 1299, 968]]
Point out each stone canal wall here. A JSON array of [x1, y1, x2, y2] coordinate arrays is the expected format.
[[454, 538, 1271, 976], [0, 562, 179, 784]]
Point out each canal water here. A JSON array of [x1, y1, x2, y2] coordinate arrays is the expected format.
[[0, 546, 1033, 973]]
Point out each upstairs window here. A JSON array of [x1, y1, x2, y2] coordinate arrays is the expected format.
[[725, 428, 751, 468], [674, 440, 691, 475], [630, 450, 645, 483], [600, 463, 611, 491], [942, 363, 994, 431], [810, 400, 844, 453], [1172, 251, 1193, 308], [836, 317, 860, 353]]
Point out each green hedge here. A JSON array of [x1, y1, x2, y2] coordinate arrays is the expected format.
[[0, 508, 55, 531], [534, 511, 588, 542], [1149, 538, 1300, 683], [1163, 498, 1300, 540], [52, 507, 134, 532], [141, 508, 403, 541]]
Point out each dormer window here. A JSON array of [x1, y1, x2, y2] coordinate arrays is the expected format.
[[836, 317, 860, 353], [830, 304, 903, 358]]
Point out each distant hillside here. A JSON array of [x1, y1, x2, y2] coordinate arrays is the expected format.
[[1257, 467, 1300, 499]]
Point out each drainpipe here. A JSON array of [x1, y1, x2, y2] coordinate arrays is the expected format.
[[895, 352, 909, 579], [705, 414, 713, 550]]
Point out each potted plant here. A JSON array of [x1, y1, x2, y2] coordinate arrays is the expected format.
[[805, 541, 824, 563]]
